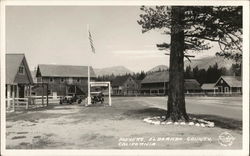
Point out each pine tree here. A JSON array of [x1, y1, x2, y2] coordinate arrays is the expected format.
[[138, 6, 242, 121]]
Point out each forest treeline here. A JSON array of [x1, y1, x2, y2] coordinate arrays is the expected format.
[[96, 63, 241, 85]]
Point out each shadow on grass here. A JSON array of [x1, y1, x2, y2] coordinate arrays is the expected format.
[[124, 107, 242, 131], [189, 114, 242, 131], [123, 107, 166, 119]]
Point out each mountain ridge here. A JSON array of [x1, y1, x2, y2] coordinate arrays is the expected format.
[[94, 65, 133, 76], [184, 56, 235, 70]]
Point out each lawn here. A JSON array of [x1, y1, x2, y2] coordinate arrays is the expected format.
[[6, 96, 242, 149]]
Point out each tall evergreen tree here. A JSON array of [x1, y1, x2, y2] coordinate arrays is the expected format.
[[138, 6, 242, 121]]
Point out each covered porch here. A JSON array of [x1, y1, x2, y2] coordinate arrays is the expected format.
[[6, 83, 32, 111]]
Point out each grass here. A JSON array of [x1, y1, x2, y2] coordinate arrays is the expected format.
[[5, 96, 242, 149]]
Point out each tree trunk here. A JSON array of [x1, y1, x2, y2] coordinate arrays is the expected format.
[[166, 6, 189, 122]]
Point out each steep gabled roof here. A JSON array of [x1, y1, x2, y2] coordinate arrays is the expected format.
[[37, 64, 96, 78], [215, 76, 242, 87], [6, 53, 33, 84], [141, 71, 169, 84], [184, 79, 201, 90], [111, 75, 132, 87]]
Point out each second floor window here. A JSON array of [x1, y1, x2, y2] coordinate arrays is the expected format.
[[77, 78, 80, 83], [68, 78, 73, 84], [18, 66, 24, 74], [49, 77, 53, 82]]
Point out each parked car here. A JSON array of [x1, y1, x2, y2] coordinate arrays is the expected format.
[[91, 92, 104, 104], [76, 95, 86, 104], [59, 96, 73, 104]]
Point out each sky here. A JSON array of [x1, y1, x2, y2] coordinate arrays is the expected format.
[[6, 6, 218, 72]]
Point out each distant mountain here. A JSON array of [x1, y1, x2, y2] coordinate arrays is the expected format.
[[147, 65, 169, 73], [94, 66, 133, 76], [184, 56, 235, 70]]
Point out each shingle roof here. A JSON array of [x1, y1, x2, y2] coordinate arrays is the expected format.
[[220, 76, 242, 87], [6, 54, 33, 84], [111, 75, 131, 87], [184, 79, 201, 90], [37, 64, 96, 78], [201, 83, 216, 90], [141, 71, 201, 90], [141, 71, 169, 84]]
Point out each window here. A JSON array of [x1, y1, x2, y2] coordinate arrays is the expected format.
[[37, 77, 42, 82], [77, 78, 80, 83], [224, 87, 229, 93], [61, 78, 64, 82], [68, 78, 73, 84], [49, 77, 53, 82], [18, 66, 24, 74]]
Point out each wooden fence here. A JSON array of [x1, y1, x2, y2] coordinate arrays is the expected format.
[[6, 96, 63, 112], [6, 98, 29, 112]]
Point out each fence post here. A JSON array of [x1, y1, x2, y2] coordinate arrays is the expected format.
[[13, 98, 15, 112], [26, 98, 29, 109]]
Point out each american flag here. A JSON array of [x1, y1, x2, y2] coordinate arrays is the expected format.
[[88, 28, 95, 53]]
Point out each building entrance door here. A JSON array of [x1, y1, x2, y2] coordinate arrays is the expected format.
[[18, 85, 25, 98]]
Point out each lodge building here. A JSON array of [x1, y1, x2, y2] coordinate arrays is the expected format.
[[140, 71, 202, 95], [35, 64, 96, 97]]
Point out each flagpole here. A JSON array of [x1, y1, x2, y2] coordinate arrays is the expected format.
[[87, 24, 91, 106], [87, 65, 91, 105]]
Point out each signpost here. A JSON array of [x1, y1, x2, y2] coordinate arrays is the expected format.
[[87, 81, 112, 106]]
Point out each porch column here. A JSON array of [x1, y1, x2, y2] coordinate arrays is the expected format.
[[6, 85, 11, 107], [12, 85, 16, 98], [29, 85, 32, 96], [16, 85, 19, 98], [12, 85, 17, 109], [24, 85, 27, 97]]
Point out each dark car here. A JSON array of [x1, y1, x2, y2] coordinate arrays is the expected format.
[[59, 96, 73, 105], [91, 92, 104, 104]]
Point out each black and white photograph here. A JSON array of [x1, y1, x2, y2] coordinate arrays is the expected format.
[[0, 1, 249, 156]]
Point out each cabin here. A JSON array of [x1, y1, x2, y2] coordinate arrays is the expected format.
[[214, 76, 242, 94], [140, 71, 201, 95], [201, 83, 218, 94], [6, 54, 33, 105], [35, 64, 96, 97], [111, 75, 139, 95]]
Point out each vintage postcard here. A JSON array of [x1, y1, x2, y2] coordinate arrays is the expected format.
[[0, 0, 249, 156]]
